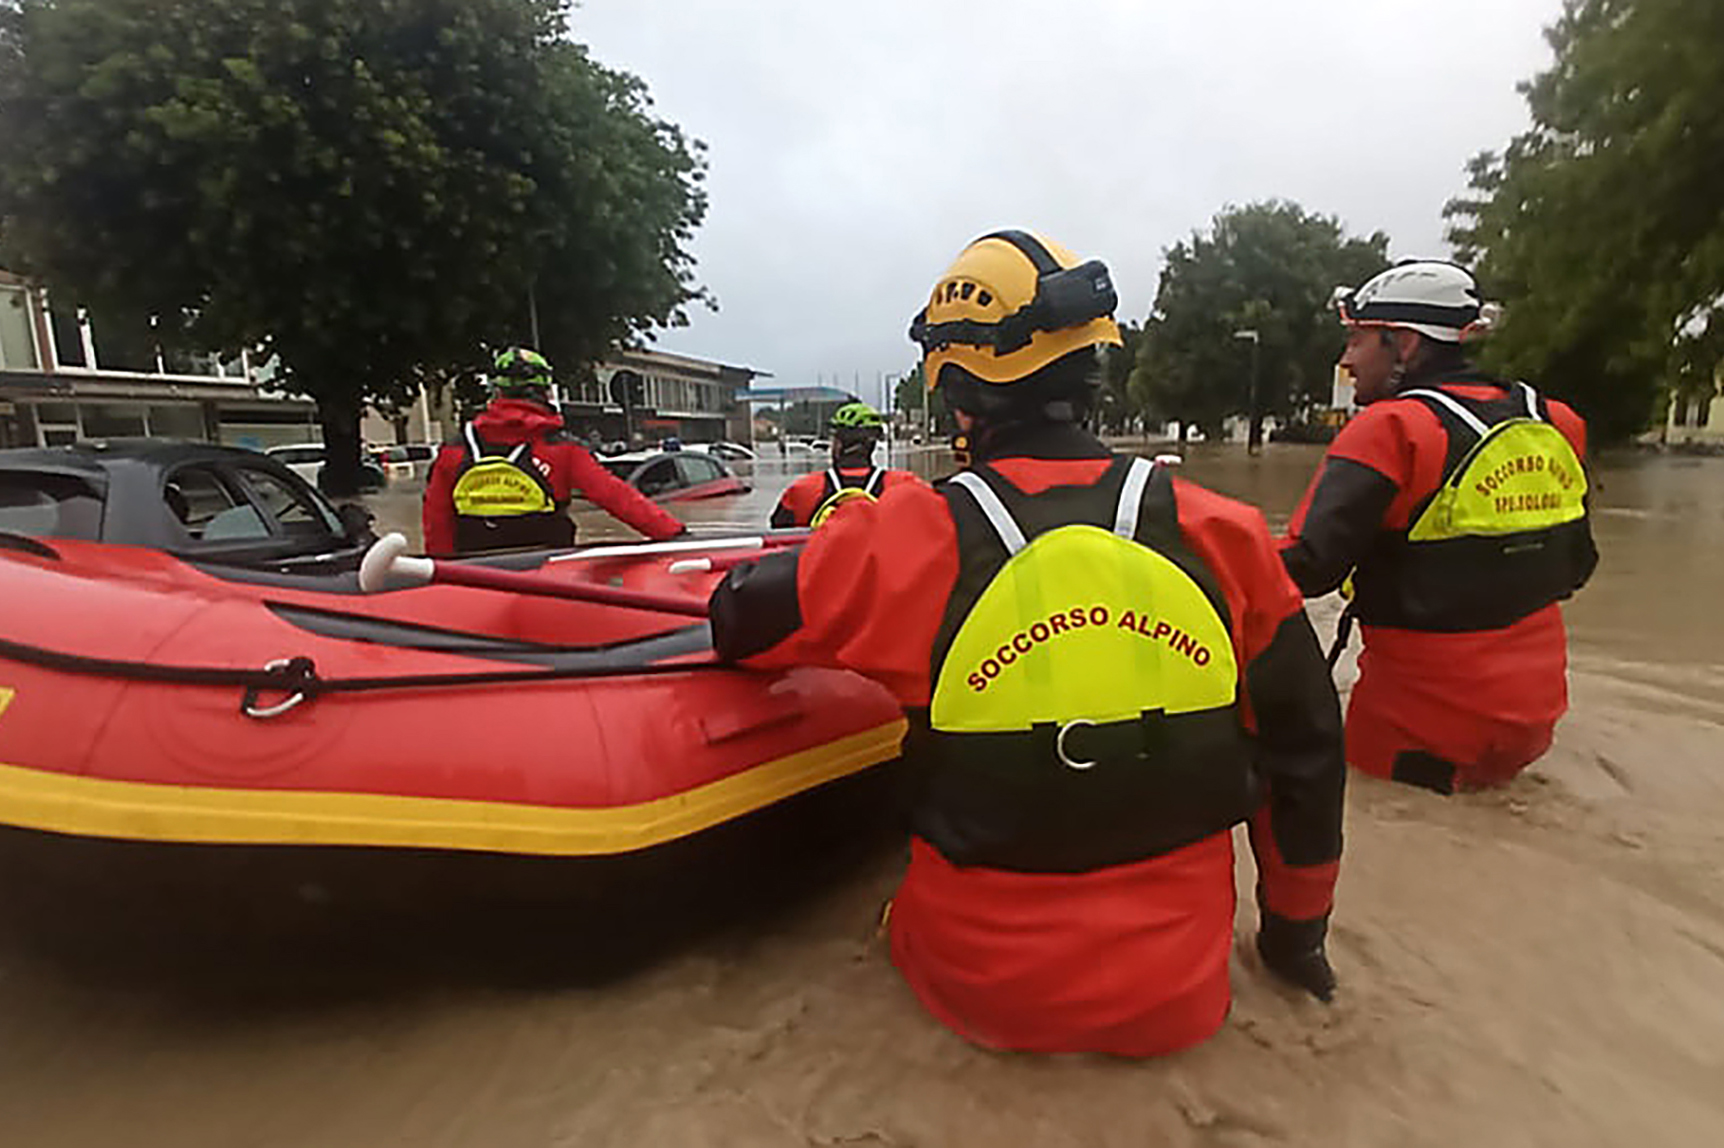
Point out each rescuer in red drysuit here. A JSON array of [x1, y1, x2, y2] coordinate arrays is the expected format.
[[423, 346, 685, 556], [1282, 262, 1596, 793], [770, 402, 923, 529], [709, 231, 1346, 1057]]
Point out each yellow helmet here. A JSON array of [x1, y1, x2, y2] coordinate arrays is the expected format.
[[908, 230, 1123, 389]]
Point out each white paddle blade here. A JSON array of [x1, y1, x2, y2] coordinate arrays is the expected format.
[[359, 532, 434, 592]]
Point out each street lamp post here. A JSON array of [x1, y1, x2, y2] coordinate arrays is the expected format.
[[1233, 328, 1263, 455]]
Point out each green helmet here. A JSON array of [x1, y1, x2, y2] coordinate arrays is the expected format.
[[490, 346, 554, 395], [830, 401, 884, 432]]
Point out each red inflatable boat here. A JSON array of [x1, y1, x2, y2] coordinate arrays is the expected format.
[[0, 532, 904, 856]]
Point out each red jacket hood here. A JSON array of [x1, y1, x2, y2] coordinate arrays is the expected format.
[[470, 398, 565, 445]]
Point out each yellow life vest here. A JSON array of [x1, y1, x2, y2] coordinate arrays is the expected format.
[[451, 425, 554, 518], [810, 467, 885, 528], [1352, 382, 1595, 632], [918, 456, 1257, 874], [1403, 384, 1587, 542]]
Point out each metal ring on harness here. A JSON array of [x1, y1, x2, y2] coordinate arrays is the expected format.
[[1055, 718, 1097, 771], [241, 657, 317, 720]]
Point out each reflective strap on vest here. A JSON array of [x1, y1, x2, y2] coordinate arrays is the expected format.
[[947, 471, 1028, 554], [1400, 387, 1491, 437], [1115, 456, 1153, 538], [828, 466, 885, 497], [464, 422, 530, 466], [949, 456, 1154, 556], [1402, 381, 1540, 441]]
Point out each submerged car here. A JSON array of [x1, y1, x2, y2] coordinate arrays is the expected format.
[[376, 442, 438, 482], [0, 439, 374, 572], [265, 441, 389, 492], [595, 450, 749, 502], [687, 440, 757, 463]]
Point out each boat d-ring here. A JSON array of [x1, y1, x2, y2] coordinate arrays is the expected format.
[[1055, 719, 1097, 771], [242, 658, 311, 720]]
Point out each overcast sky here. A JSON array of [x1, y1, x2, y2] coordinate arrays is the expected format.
[[571, 0, 1563, 411]]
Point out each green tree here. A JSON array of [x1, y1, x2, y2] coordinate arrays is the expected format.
[[893, 363, 950, 436], [1444, 0, 1724, 444], [1129, 201, 1388, 443], [1095, 320, 1142, 436], [0, 0, 707, 491]]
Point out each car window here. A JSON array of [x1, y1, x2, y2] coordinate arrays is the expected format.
[[675, 454, 723, 484], [164, 465, 268, 541], [234, 466, 342, 537], [634, 458, 681, 496], [0, 472, 102, 540], [269, 446, 324, 465], [598, 457, 637, 482]]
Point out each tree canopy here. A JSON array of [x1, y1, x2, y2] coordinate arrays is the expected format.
[[1129, 201, 1388, 442], [0, 0, 707, 487], [1444, 0, 1724, 443]]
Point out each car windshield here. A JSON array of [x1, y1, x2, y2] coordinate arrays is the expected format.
[[236, 466, 343, 537], [0, 471, 103, 541]]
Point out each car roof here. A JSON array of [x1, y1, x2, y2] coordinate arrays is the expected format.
[[0, 438, 274, 477]]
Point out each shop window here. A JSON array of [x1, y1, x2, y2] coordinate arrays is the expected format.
[[149, 405, 206, 439], [81, 402, 149, 439]]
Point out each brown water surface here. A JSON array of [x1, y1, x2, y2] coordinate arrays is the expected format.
[[3, 443, 1722, 1147]]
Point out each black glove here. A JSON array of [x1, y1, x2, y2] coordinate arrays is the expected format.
[[1256, 911, 1336, 1003]]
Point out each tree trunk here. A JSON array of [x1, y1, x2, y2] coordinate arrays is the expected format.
[[318, 392, 365, 497]]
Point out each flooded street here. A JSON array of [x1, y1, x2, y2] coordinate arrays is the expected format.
[[3, 444, 1723, 1147]]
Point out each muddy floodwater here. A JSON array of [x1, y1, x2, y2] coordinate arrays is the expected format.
[[3, 443, 1722, 1147]]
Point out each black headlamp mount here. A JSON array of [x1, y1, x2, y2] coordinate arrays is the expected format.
[[909, 230, 1117, 356]]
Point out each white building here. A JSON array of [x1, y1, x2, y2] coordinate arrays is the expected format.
[[0, 269, 318, 450]]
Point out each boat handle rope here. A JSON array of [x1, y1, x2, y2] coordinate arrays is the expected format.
[[0, 634, 730, 721]]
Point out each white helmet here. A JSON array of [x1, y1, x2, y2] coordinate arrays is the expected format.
[[1330, 260, 1500, 343]]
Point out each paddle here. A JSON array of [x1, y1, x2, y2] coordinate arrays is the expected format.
[[358, 533, 711, 617]]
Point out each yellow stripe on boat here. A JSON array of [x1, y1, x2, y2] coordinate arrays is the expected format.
[[0, 719, 906, 856]]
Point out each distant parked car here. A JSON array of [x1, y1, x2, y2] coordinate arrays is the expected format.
[[376, 442, 437, 481], [266, 442, 388, 492], [0, 439, 373, 572], [687, 440, 757, 463], [594, 450, 748, 502]]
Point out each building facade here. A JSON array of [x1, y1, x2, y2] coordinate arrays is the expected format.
[[567, 349, 763, 446], [0, 270, 318, 450], [1665, 369, 1724, 448]]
